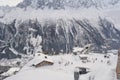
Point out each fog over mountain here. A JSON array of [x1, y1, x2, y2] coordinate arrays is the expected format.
[[0, 0, 120, 58]]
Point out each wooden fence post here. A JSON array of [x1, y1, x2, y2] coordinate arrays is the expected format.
[[117, 49, 120, 79]]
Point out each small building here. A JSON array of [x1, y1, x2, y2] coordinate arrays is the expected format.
[[73, 44, 93, 55], [74, 67, 90, 80], [79, 56, 88, 60], [32, 53, 54, 68], [34, 60, 54, 68], [80, 44, 93, 54], [73, 47, 83, 55], [77, 67, 90, 74]]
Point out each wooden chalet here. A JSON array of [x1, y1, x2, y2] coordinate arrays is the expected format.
[[35, 60, 54, 68]]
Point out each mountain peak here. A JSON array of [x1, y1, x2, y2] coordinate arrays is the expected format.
[[17, 0, 120, 9], [17, 0, 65, 9]]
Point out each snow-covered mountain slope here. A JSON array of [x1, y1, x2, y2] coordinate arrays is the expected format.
[[0, 6, 12, 18], [0, 9, 120, 55], [102, 8, 120, 30], [4, 52, 118, 80], [0, 11, 120, 55], [17, 0, 120, 9], [0, 0, 120, 57]]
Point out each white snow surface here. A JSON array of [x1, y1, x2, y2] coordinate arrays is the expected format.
[[4, 51, 118, 80], [1, 67, 20, 76]]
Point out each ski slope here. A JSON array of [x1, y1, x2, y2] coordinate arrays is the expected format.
[[4, 51, 118, 80]]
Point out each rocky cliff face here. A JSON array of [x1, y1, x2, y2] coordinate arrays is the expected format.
[[0, 18, 120, 56], [0, 0, 120, 59], [17, 0, 120, 9]]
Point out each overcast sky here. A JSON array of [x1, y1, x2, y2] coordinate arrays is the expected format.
[[0, 0, 23, 6]]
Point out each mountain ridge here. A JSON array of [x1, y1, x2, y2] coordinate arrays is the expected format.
[[17, 0, 120, 9]]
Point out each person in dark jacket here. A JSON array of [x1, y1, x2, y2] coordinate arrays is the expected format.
[[74, 68, 79, 80]]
